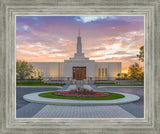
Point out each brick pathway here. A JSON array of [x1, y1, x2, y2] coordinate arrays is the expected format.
[[32, 105, 135, 118]]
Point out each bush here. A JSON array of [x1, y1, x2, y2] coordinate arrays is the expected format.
[[16, 79, 65, 86], [17, 80, 41, 85], [94, 82, 115, 85], [116, 78, 129, 80]]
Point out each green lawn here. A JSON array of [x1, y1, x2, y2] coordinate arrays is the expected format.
[[96, 84, 144, 87], [38, 91, 125, 100], [16, 80, 65, 86], [16, 83, 65, 86]]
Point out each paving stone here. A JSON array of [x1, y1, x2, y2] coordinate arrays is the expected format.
[[33, 105, 135, 118]]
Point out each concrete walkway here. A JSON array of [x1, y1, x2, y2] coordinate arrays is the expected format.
[[65, 85, 76, 91]]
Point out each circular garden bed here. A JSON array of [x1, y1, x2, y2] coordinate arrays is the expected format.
[[38, 88, 125, 100]]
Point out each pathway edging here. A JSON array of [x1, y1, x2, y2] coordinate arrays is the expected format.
[[23, 91, 140, 106]]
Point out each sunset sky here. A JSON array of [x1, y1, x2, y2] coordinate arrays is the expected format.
[[16, 16, 144, 73]]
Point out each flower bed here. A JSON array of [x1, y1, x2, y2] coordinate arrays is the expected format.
[[53, 88, 110, 97], [39, 91, 125, 100]]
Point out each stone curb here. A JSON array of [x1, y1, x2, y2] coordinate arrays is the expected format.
[[23, 91, 140, 106]]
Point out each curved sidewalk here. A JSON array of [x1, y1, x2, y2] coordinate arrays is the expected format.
[[23, 91, 140, 106]]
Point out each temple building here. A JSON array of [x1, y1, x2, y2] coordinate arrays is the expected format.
[[30, 30, 121, 81]]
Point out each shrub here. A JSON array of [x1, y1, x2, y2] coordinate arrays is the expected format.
[[94, 82, 115, 85]]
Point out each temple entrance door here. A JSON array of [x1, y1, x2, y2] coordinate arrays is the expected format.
[[73, 67, 86, 80]]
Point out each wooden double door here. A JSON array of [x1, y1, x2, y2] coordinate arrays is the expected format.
[[73, 67, 86, 80]]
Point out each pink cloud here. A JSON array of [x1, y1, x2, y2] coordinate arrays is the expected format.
[[16, 16, 144, 72]]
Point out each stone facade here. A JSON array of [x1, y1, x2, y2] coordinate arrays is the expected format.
[[95, 62, 121, 80], [30, 62, 64, 78]]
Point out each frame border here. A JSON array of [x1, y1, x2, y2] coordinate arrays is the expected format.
[[0, 0, 160, 134]]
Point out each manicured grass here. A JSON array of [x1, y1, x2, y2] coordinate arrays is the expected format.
[[16, 83, 65, 86], [96, 84, 144, 87], [94, 82, 115, 85], [16, 80, 65, 86], [38, 91, 125, 100]]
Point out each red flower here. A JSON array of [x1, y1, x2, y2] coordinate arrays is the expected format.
[[57, 90, 108, 97]]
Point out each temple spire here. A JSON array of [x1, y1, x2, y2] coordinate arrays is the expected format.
[[77, 30, 82, 54], [78, 29, 80, 36], [70, 30, 89, 60]]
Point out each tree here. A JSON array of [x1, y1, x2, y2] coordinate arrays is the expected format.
[[122, 73, 128, 79], [137, 46, 144, 62], [128, 62, 144, 81], [117, 73, 121, 78], [16, 60, 34, 79], [124, 73, 128, 78]]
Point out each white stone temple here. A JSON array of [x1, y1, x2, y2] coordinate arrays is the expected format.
[[30, 30, 121, 81]]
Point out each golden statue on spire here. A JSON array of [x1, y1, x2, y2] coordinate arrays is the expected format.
[[78, 29, 80, 36]]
